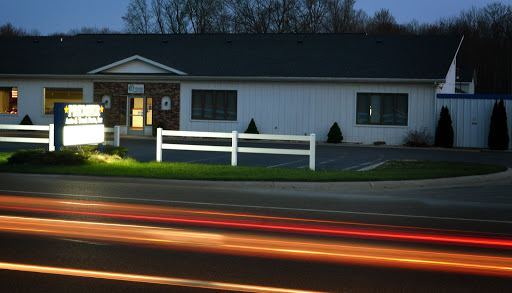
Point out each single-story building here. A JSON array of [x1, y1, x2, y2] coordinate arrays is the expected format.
[[0, 34, 462, 144]]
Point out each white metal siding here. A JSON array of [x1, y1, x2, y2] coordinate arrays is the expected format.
[[436, 97, 512, 149], [181, 81, 437, 145], [0, 79, 94, 125]]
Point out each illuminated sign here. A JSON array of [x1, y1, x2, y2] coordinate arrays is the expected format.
[[54, 103, 105, 150], [128, 84, 144, 94]]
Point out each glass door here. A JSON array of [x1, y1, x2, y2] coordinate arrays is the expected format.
[[128, 97, 145, 135]]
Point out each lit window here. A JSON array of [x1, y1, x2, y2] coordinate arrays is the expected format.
[[0, 87, 18, 114], [357, 93, 408, 126], [44, 88, 83, 115]]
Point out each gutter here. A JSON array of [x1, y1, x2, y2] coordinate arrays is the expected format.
[[0, 74, 446, 85]]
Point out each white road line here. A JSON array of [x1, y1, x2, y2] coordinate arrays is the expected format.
[[1, 189, 511, 225], [268, 159, 306, 168], [185, 154, 230, 163]]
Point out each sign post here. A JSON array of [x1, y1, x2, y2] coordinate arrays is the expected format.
[[54, 103, 105, 150]]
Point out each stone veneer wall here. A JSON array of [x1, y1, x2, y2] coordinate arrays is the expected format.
[[93, 82, 180, 133]]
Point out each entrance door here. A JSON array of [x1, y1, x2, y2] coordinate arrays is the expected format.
[[128, 97, 145, 135]]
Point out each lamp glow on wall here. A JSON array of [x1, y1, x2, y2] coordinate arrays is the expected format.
[[102, 95, 111, 109], [162, 96, 171, 110]]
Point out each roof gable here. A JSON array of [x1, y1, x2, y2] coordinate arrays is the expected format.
[[88, 55, 187, 75]]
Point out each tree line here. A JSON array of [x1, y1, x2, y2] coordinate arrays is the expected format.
[[1, 0, 511, 94]]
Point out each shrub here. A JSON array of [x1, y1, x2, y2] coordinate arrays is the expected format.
[[245, 118, 259, 134], [154, 121, 166, 136], [103, 145, 129, 158], [77, 145, 129, 158], [20, 115, 33, 125], [488, 99, 510, 150], [435, 106, 454, 148], [327, 122, 343, 143], [403, 128, 432, 147], [8, 149, 87, 165]]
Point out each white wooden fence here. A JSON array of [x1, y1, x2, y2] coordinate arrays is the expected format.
[[0, 124, 55, 151], [105, 126, 121, 147], [0, 124, 120, 150], [156, 129, 316, 170]]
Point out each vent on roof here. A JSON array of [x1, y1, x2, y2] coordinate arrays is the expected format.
[[376, 39, 383, 44], [97, 39, 104, 44], [226, 39, 232, 44], [32, 39, 39, 44], [297, 40, 303, 44], [162, 40, 168, 44]]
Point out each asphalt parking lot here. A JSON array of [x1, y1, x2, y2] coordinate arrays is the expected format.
[[2, 135, 511, 170]]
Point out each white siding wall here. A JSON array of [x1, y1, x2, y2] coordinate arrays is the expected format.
[[181, 81, 437, 145], [0, 79, 94, 125], [436, 97, 512, 149], [439, 60, 457, 94]]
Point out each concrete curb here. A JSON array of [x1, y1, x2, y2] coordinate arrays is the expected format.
[[15, 168, 509, 193]]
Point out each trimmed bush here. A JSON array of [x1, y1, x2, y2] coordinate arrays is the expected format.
[[77, 145, 129, 158], [7, 149, 87, 165], [435, 106, 454, 148], [488, 99, 510, 150], [154, 121, 166, 136], [245, 118, 259, 134], [403, 128, 432, 147], [20, 115, 33, 125], [327, 122, 343, 143]]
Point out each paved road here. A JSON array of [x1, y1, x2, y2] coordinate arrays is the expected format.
[[2, 135, 512, 170], [0, 173, 511, 292], [121, 136, 512, 170]]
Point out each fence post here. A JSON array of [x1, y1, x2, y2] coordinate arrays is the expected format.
[[49, 124, 55, 151], [309, 133, 316, 171], [114, 126, 120, 147], [156, 128, 162, 162], [231, 131, 238, 166]]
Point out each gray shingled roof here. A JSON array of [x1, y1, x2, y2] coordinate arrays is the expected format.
[[0, 34, 461, 80]]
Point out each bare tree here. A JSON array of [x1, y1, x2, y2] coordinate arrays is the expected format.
[[482, 2, 512, 39], [151, 0, 168, 33], [123, 0, 153, 33], [68, 27, 119, 35], [367, 8, 401, 34], [296, 0, 327, 33], [324, 0, 366, 33], [185, 0, 223, 33], [162, 0, 190, 33], [270, 0, 300, 33]]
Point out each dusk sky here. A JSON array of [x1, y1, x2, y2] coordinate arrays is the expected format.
[[0, 0, 503, 35]]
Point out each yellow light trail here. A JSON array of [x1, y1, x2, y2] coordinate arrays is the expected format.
[[1, 215, 512, 277], [1, 195, 511, 248], [0, 262, 325, 293]]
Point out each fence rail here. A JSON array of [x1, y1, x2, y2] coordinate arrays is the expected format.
[[0, 124, 55, 151], [104, 126, 120, 147], [156, 129, 316, 170]]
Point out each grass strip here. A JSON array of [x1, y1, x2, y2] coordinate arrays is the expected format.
[[0, 152, 506, 182]]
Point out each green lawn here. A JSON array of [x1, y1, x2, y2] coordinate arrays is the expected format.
[[0, 152, 506, 181]]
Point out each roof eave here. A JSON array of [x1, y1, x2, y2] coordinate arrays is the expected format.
[[0, 74, 446, 84]]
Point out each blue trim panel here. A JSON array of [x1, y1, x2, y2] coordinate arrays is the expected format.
[[437, 94, 512, 100]]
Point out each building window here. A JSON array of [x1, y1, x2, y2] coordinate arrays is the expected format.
[[192, 90, 237, 121], [356, 93, 408, 126], [0, 87, 18, 114], [119, 97, 127, 125], [44, 88, 83, 114], [146, 97, 152, 125]]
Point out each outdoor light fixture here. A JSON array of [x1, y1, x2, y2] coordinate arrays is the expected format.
[[102, 95, 111, 109], [162, 96, 171, 110]]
